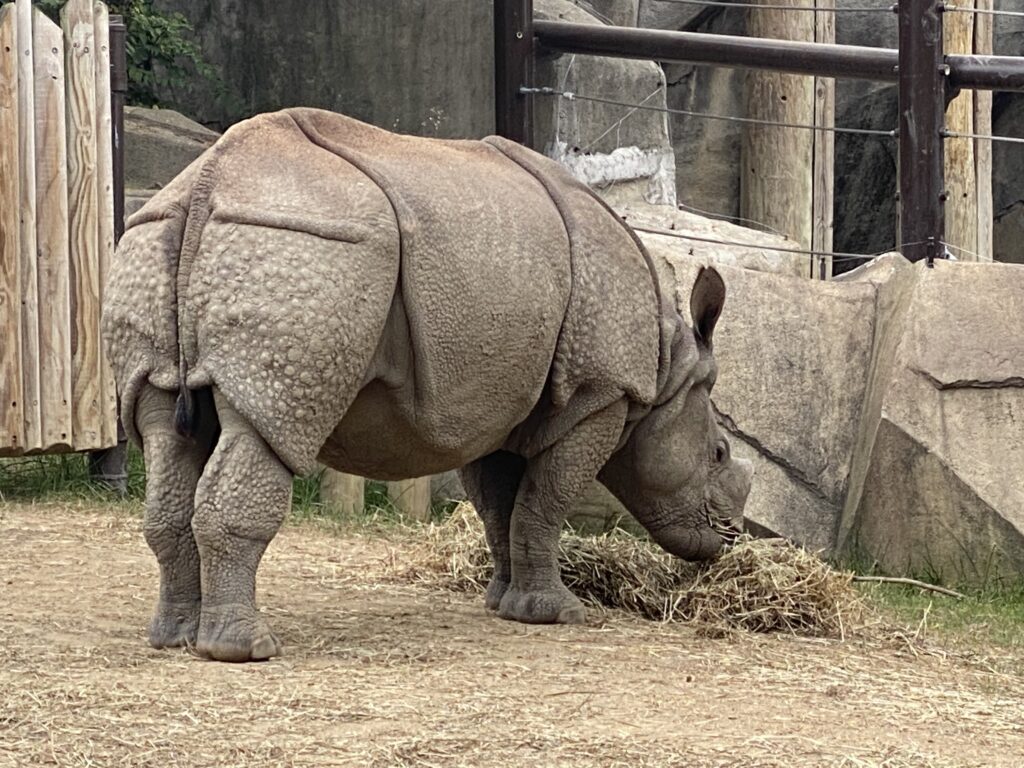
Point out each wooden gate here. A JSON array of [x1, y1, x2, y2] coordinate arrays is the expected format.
[[0, 0, 116, 456]]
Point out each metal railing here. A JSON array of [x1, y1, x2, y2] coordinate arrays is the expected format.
[[494, 0, 1024, 266]]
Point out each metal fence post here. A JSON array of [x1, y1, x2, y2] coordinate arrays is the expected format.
[[494, 0, 534, 146], [109, 15, 126, 244], [898, 0, 947, 265], [87, 13, 128, 490]]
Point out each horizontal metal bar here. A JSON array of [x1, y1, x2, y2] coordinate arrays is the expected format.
[[947, 54, 1024, 93], [534, 20, 1024, 93], [534, 20, 899, 81]]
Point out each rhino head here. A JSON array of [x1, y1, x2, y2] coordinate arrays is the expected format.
[[599, 267, 753, 561]]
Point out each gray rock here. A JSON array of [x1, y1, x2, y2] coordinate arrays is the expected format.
[[154, 0, 495, 137], [430, 471, 468, 505], [581, 0, 638, 26], [663, 10, 746, 221], [841, 260, 1024, 584], [125, 106, 219, 191], [995, 202, 1024, 264], [534, 0, 677, 205], [610, 198, 807, 276]]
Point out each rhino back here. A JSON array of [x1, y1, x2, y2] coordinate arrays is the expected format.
[[174, 111, 400, 475], [289, 109, 574, 474]]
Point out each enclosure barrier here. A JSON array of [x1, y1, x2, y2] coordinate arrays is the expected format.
[[0, 0, 123, 455], [495, 0, 1024, 266]]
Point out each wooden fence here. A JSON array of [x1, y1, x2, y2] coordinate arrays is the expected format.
[[0, 0, 116, 456]]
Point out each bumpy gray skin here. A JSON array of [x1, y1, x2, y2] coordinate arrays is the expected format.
[[103, 108, 752, 662]]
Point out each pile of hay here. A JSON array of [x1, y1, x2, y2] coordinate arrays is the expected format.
[[406, 503, 864, 637]]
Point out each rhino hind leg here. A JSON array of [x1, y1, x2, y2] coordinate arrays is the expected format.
[[137, 385, 217, 649], [459, 451, 526, 610], [192, 390, 293, 662], [499, 399, 628, 625]]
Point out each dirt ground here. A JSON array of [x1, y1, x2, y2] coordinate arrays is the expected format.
[[1, 501, 1022, 767]]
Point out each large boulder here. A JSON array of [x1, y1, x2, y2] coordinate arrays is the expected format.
[[838, 260, 1024, 584], [612, 198, 807, 277], [125, 106, 219, 191], [125, 106, 219, 218]]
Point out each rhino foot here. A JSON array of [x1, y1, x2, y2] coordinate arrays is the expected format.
[[148, 600, 200, 649], [497, 585, 586, 625], [484, 577, 510, 611], [196, 604, 281, 662]]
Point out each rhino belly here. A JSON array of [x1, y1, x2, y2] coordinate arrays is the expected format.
[[317, 274, 566, 479]]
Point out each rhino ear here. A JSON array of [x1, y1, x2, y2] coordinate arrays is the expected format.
[[690, 267, 726, 348]]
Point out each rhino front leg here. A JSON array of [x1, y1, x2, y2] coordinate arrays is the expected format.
[[192, 390, 292, 662], [499, 399, 628, 625], [137, 385, 216, 649], [459, 451, 526, 610]]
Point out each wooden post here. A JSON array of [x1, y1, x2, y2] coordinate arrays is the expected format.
[[943, 2, 978, 260], [973, 0, 994, 262], [898, 0, 945, 265], [387, 478, 433, 522], [34, 8, 72, 451], [812, 0, 835, 279], [63, 0, 104, 450], [0, 5, 23, 452], [16, 0, 41, 452], [494, 0, 534, 146], [320, 470, 365, 516], [741, 1, 815, 274]]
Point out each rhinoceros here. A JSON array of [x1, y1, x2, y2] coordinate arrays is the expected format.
[[103, 108, 752, 662]]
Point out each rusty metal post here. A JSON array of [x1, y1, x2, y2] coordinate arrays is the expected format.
[[88, 14, 129, 491], [109, 14, 126, 243], [494, 0, 534, 146], [898, 0, 947, 265]]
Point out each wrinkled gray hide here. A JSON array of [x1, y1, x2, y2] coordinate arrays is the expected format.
[[103, 108, 751, 662]]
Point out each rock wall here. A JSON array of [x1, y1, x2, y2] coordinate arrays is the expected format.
[[153, 0, 495, 137], [839, 260, 1024, 584]]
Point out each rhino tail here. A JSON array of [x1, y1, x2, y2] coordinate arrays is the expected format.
[[173, 385, 196, 438], [172, 145, 222, 438]]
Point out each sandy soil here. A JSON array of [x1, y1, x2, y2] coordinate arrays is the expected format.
[[0, 500, 1022, 767]]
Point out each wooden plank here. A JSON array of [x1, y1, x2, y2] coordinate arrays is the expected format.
[[974, 0, 993, 262], [387, 478, 433, 522], [0, 5, 23, 453], [93, 0, 117, 444], [320, 470, 366, 516], [33, 8, 73, 451], [741, 1, 815, 273], [15, 0, 40, 451], [811, 0, 835, 279], [62, 0, 105, 450], [943, 2, 978, 260]]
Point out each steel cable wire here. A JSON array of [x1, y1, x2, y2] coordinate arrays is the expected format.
[[522, 87, 898, 137]]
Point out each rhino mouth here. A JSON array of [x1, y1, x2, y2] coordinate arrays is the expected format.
[[704, 505, 743, 546]]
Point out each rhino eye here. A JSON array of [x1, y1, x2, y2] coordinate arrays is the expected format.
[[715, 440, 729, 464]]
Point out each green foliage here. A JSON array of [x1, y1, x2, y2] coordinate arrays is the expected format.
[[0, 445, 146, 504], [29, 0, 217, 107]]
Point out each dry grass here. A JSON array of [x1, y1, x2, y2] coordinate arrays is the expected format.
[[2, 500, 1023, 767], [405, 503, 865, 637]]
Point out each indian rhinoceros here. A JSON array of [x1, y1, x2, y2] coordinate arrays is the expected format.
[[103, 108, 752, 662]]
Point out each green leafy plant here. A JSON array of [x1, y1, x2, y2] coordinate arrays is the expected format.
[[30, 0, 217, 107]]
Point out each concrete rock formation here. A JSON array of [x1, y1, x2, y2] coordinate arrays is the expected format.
[[534, 0, 677, 206], [839, 259, 1024, 584], [125, 106, 219, 217]]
